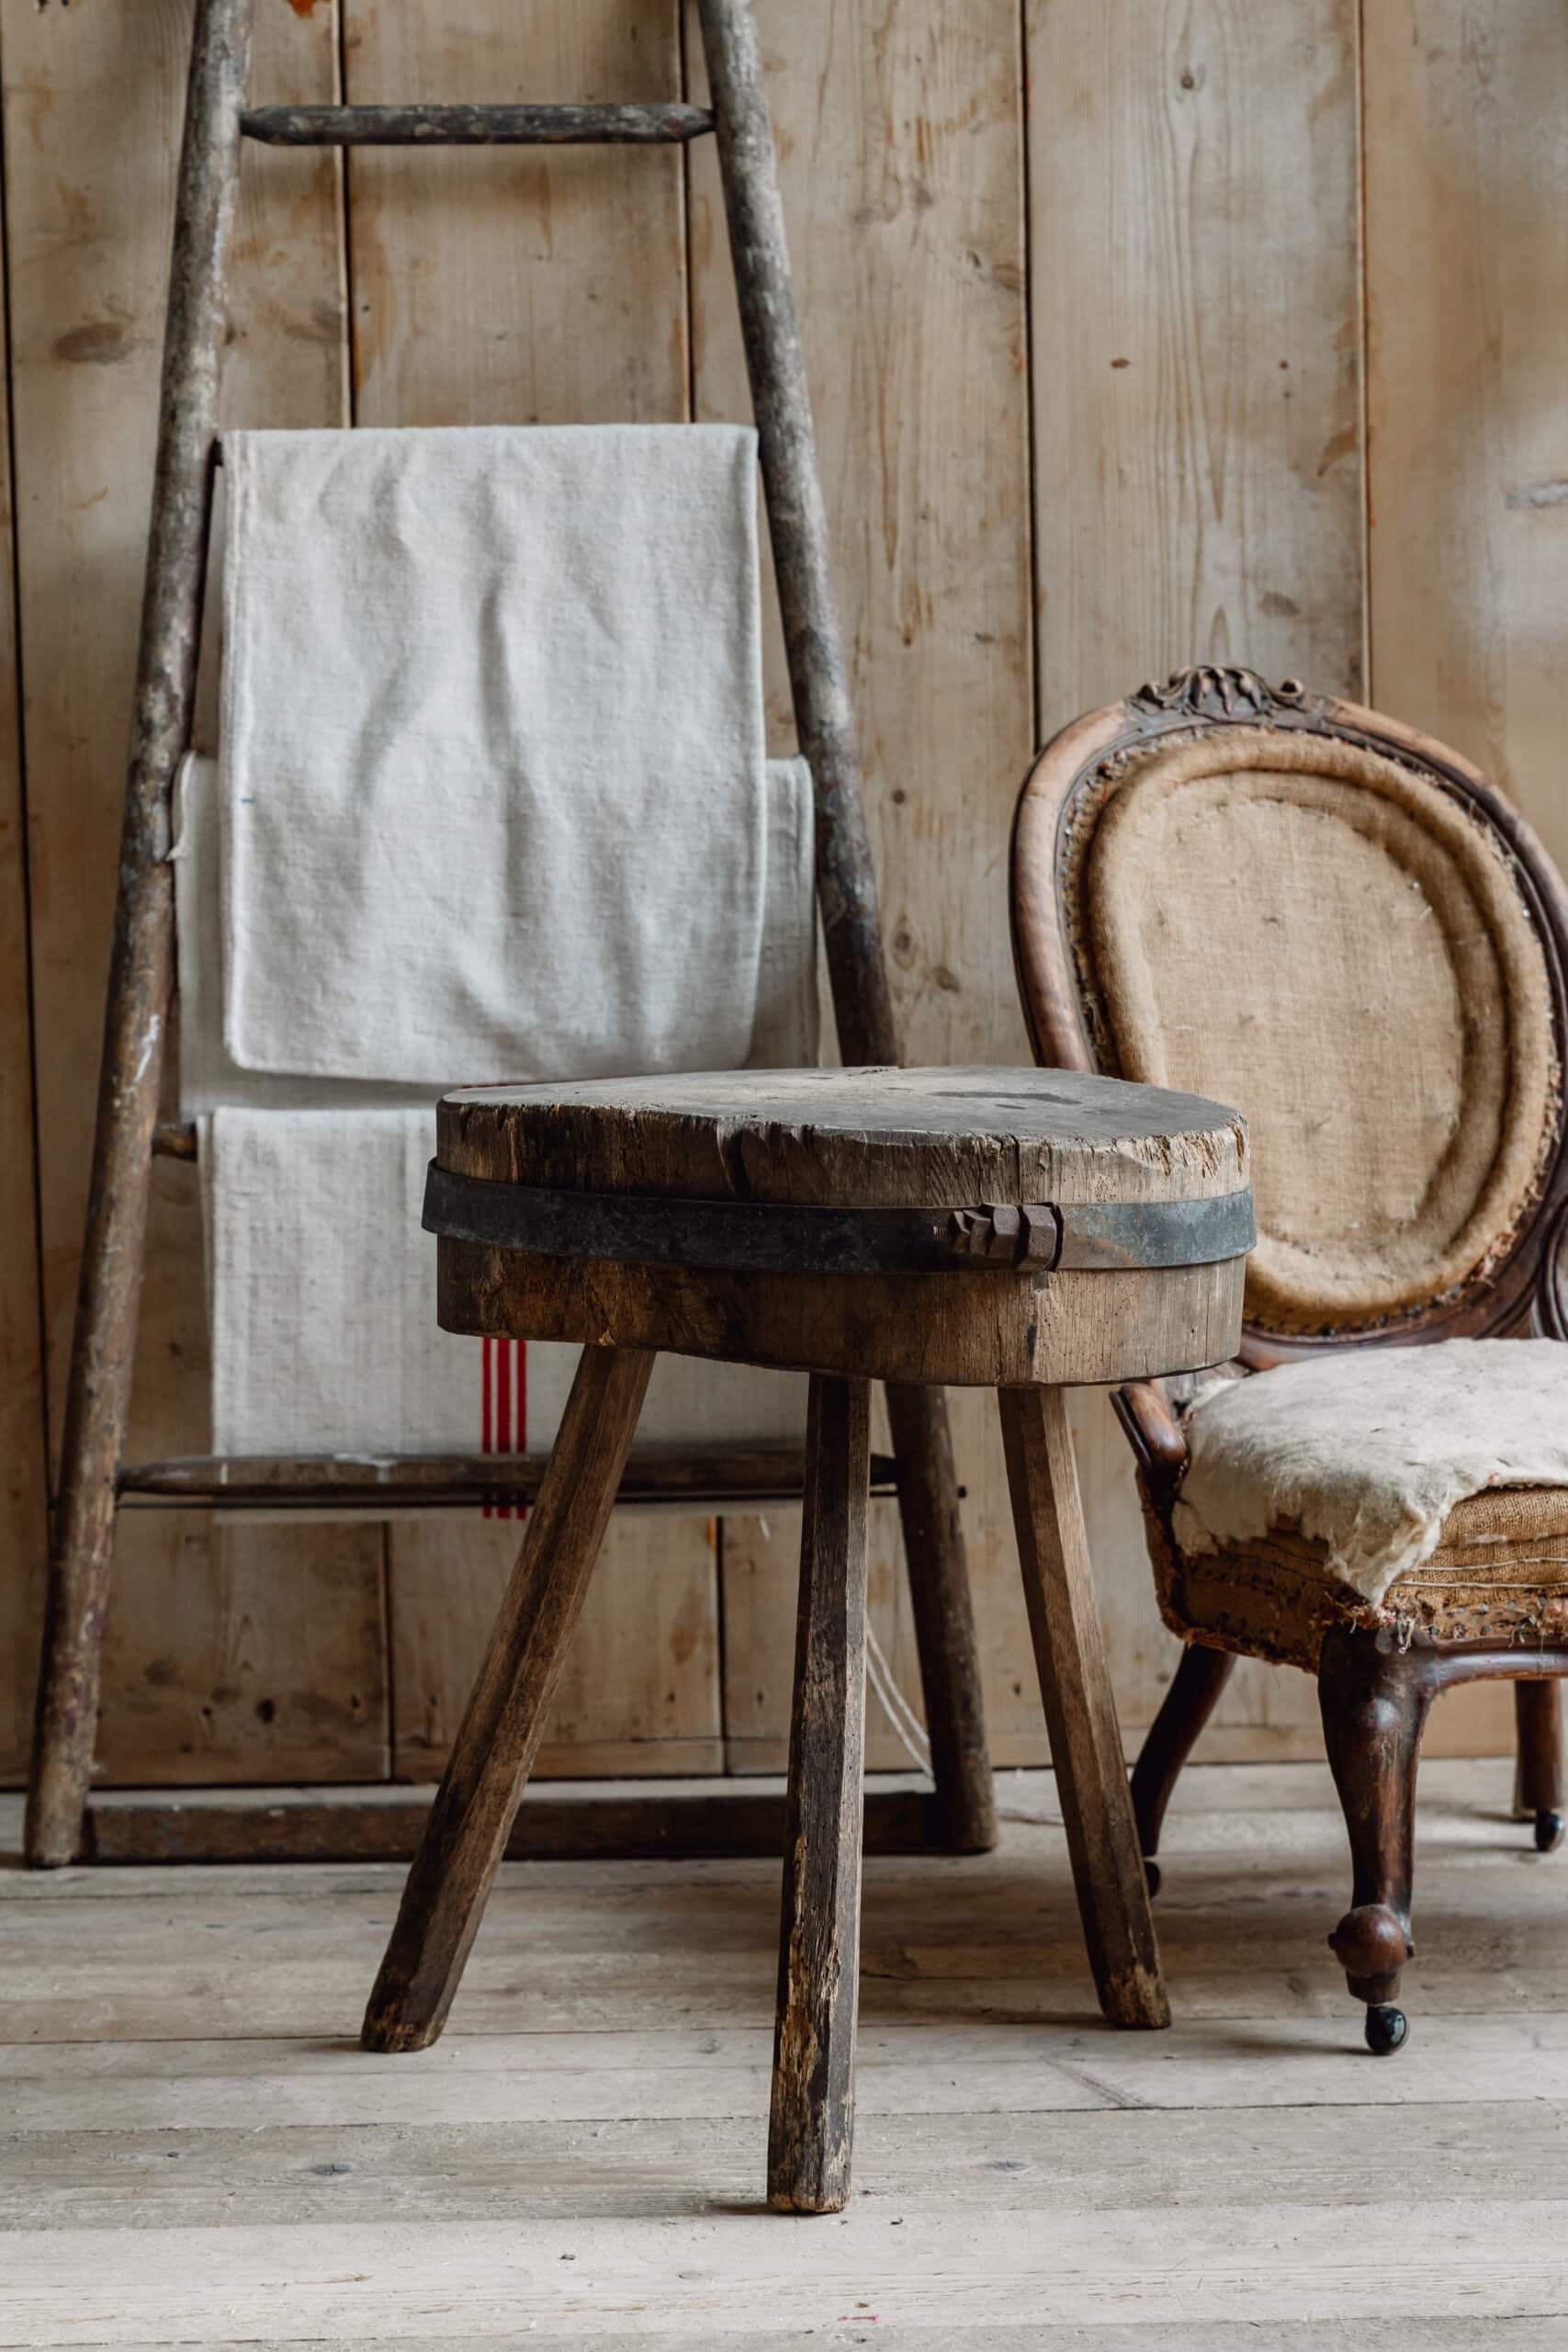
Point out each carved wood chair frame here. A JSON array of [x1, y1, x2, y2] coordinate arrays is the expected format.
[[1010, 662, 1568, 2054]]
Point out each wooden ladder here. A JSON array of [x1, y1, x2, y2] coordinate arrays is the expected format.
[[24, 0, 997, 1871]]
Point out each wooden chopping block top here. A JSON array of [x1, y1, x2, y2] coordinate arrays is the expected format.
[[429, 1066, 1253, 1388]]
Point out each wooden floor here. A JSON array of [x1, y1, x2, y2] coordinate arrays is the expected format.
[[3, 1758, 1567, 2346]]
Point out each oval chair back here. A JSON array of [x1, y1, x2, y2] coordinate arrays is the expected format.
[[1010, 665, 1568, 1363]]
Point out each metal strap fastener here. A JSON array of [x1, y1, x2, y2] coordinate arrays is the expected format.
[[423, 1162, 1256, 1280]]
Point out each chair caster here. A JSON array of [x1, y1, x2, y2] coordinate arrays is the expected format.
[[1143, 1856, 1161, 1897], [1363, 2003, 1407, 2055], [1534, 1809, 1564, 1854]]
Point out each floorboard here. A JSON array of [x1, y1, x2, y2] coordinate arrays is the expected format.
[[0, 1761, 1562, 2345]]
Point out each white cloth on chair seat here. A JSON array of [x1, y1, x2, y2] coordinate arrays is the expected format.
[[219, 424, 768, 1086], [1174, 1337, 1568, 1606]]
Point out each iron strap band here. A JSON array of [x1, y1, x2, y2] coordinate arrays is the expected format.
[[423, 1162, 1256, 1280]]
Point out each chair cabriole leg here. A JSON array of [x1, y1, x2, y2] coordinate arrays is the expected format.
[[1129, 1640, 1236, 1894], [1514, 1679, 1564, 1853], [768, 1373, 872, 2215], [362, 1347, 655, 2054], [998, 1384, 1169, 2030], [1318, 1625, 1433, 2055]]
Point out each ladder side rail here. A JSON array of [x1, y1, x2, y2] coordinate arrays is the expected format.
[[694, 0, 895, 1069], [26, 0, 257, 1867], [696, 0, 998, 1852]]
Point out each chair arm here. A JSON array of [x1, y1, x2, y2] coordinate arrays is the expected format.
[[1111, 1378, 1189, 1502]]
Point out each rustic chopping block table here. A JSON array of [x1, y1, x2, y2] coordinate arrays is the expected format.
[[361, 1066, 1252, 2211]]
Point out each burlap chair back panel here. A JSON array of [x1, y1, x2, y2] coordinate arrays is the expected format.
[[1078, 726, 1557, 1333]]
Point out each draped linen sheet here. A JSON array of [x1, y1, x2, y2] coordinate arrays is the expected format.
[[178, 752, 818, 1467], [183, 421, 818, 1477], [219, 424, 770, 1086]]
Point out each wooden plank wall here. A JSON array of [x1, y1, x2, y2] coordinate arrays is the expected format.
[[0, 0, 1560, 1787]]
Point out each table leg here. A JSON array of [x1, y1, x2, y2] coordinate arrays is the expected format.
[[362, 1346, 656, 2054], [768, 1373, 872, 2213], [998, 1384, 1169, 2030]]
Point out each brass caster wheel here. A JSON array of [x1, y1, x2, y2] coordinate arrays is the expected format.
[[1364, 2003, 1407, 2056], [1534, 1809, 1565, 1854]]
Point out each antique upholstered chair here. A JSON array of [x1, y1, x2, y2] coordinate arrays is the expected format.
[[1010, 665, 1568, 2054]]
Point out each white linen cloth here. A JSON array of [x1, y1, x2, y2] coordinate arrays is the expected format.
[[219, 424, 768, 1086], [1175, 1338, 1568, 1605], [175, 752, 817, 1112], [201, 1106, 810, 1460], [180, 750, 817, 1465]]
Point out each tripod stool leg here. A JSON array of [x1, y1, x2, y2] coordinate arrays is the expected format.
[[998, 1384, 1168, 2030], [768, 1373, 872, 2213], [362, 1347, 654, 2053]]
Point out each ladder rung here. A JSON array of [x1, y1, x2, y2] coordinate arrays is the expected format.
[[117, 1450, 902, 1513], [241, 102, 716, 150]]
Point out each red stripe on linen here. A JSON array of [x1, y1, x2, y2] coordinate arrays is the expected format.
[[480, 1336, 494, 1519], [515, 1341, 529, 1528], [495, 1341, 513, 1518]]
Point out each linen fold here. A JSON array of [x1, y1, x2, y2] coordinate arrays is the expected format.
[[219, 424, 769, 1087]]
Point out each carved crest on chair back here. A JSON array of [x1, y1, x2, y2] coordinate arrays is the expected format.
[[1130, 665, 1314, 726], [1011, 680, 1568, 1358]]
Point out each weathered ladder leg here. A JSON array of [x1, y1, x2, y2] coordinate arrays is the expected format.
[[769, 1373, 872, 2214], [363, 1347, 656, 2052], [998, 1385, 1169, 2029], [697, 0, 997, 1857], [25, 0, 255, 1869]]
